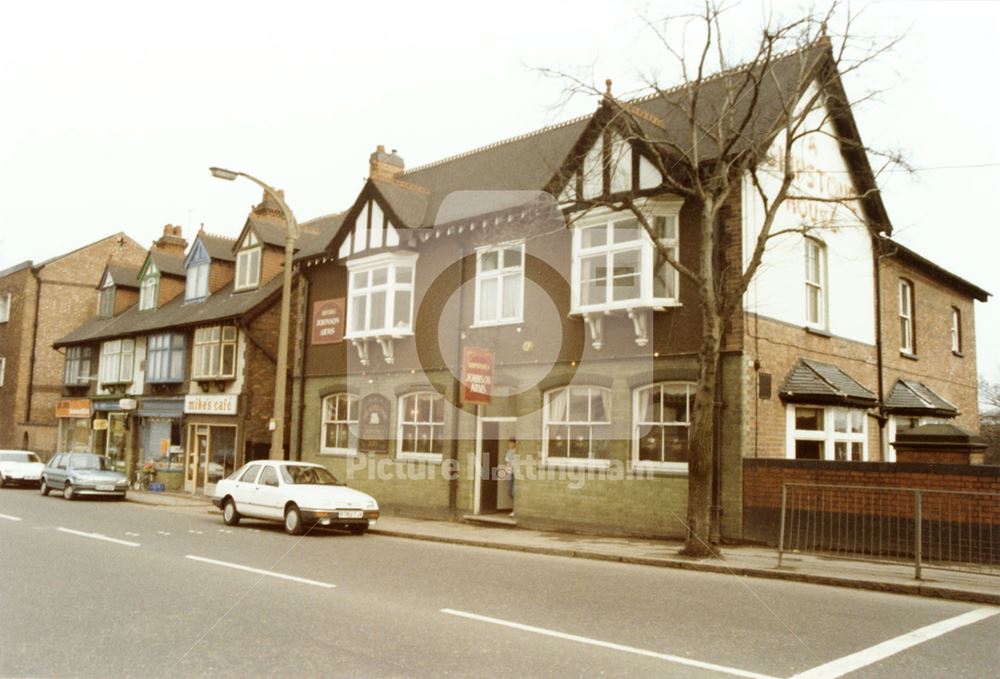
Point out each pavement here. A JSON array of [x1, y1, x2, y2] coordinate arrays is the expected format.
[[128, 489, 1000, 606]]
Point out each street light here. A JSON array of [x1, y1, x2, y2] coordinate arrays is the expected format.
[[209, 166, 299, 460]]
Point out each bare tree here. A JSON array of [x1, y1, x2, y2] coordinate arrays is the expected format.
[[543, 1, 903, 556], [981, 375, 1000, 465]]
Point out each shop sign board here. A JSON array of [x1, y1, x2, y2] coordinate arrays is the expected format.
[[311, 298, 346, 345], [358, 394, 391, 455], [92, 418, 109, 431], [461, 346, 494, 405], [184, 394, 238, 416], [56, 399, 91, 418]]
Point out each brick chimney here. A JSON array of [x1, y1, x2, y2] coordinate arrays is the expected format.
[[252, 189, 286, 225], [152, 224, 187, 257], [369, 145, 404, 182]]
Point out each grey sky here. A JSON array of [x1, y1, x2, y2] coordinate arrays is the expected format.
[[1, 0, 996, 378]]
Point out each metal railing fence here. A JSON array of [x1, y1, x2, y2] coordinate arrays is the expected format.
[[777, 482, 1000, 579]]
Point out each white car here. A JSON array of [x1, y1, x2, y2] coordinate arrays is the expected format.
[[212, 461, 379, 535], [0, 450, 44, 488]]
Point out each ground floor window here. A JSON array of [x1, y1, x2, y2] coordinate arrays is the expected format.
[[321, 393, 359, 455], [59, 418, 92, 453], [93, 413, 128, 469], [140, 417, 182, 465], [185, 424, 238, 491], [786, 405, 867, 461], [397, 392, 444, 460], [633, 382, 695, 470], [543, 385, 611, 464]]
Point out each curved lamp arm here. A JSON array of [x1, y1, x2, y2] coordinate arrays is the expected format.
[[209, 167, 299, 239]]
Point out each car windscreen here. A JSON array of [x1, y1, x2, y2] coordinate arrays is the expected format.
[[69, 454, 113, 471], [279, 465, 344, 486], [0, 452, 39, 463]]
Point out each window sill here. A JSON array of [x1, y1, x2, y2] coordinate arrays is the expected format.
[[540, 458, 612, 471], [804, 326, 831, 338], [899, 351, 919, 361], [470, 319, 523, 329], [396, 453, 443, 464], [631, 461, 689, 476], [319, 449, 358, 458], [570, 301, 681, 316], [345, 330, 413, 341]]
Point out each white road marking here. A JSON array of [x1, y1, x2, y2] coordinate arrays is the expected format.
[[185, 555, 336, 589], [791, 607, 1000, 679], [125, 531, 140, 536], [440, 608, 777, 679], [157, 531, 171, 536], [0, 513, 22, 522], [57, 527, 140, 547]]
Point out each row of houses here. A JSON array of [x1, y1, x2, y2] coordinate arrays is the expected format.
[[0, 41, 990, 539]]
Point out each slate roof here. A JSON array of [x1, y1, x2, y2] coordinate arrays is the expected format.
[[54, 277, 281, 348], [246, 216, 290, 248], [105, 264, 141, 288], [149, 251, 186, 278], [877, 237, 990, 302], [779, 358, 877, 406], [885, 379, 958, 416], [292, 212, 349, 261], [200, 233, 236, 262]]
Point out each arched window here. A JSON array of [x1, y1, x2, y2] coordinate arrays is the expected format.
[[321, 393, 359, 455], [543, 385, 612, 464], [633, 382, 695, 470], [398, 391, 444, 460]]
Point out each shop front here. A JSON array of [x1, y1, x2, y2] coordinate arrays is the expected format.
[[91, 400, 131, 470], [139, 398, 185, 491], [56, 399, 92, 454], [183, 394, 241, 495]]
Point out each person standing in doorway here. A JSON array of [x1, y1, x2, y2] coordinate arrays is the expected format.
[[504, 438, 517, 506]]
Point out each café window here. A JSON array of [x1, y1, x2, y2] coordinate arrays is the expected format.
[[192, 325, 237, 380], [146, 333, 186, 383]]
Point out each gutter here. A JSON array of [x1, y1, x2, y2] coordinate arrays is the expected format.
[[25, 266, 43, 425], [449, 243, 466, 520]]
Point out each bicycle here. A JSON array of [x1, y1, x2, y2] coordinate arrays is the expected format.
[[132, 463, 156, 491]]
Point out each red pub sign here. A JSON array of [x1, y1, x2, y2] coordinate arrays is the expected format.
[[461, 346, 494, 405], [311, 298, 345, 345]]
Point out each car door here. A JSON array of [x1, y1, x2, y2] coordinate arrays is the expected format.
[[230, 464, 263, 517], [50, 455, 68, 488], [254, 465, 285, 520]]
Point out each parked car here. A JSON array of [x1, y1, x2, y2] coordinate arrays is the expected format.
[[212, 461, 379, 535], [40, 453, 129, 500], [0, 450, 44, 488]]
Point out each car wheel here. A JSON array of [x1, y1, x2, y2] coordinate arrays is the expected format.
[[223, 499, 241, 526], [348, 524, 368, 536], [40, 478, 49, 496], [63, 482, 75, 501], [284, 505, 305, 536], [0, 474, 6, 488]]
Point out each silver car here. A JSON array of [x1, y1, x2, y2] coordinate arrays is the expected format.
[[40, 453, 128, 500]]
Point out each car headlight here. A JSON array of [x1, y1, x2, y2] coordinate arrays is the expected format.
[[365, 500, 377, 510]]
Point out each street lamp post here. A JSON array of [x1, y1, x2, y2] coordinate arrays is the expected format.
[[210, 167, 299, 460]]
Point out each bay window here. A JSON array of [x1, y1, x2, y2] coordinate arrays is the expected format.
[[398, 391, 444, 460], [787, 405, 867, 461], [633, 382, 695, 470], [64, 347, 92, 386], [146, 333, 186, 383], [99, 339, 135, 385], [543, 385, 611, 465], [321, 393, 359, 455], [475, 242, 524, 325], [346, 253, 417, 338], [192, 325, 237, 380]]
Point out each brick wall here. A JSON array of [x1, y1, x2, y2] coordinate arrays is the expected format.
[[209, 261, 234, 294], [242, 294, 281, 454], [0, 267, 36, 448]]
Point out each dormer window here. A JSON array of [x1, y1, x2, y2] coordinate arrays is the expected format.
[[186, 261, 209, 302], [97, 274, 115, 318], [139, 262, 160, 311], [235, 231, 261, 291]]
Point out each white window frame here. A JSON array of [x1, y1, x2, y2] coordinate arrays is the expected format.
[[542, 385, 612, 469], [186, 261, 210, 302], [139, 274, 159, 311], [192, 325, 237, 380], [899, 279, 914, 354], [345, 252, 418, 339], [785, 404, 867, 461], [804, 237, 827, 329], [950, 307, 962, 354], [473, 241, 524, 327], [0, 356, 5, 387], [146, 333, 186, 384], [397, 391, 444, 462], [0, 293, 10, 323], [98, 277, 115, 317], [235, 231, 262, 291], [320, 393, 359, 456], [64, 346, 92, 386], [99, 339, 135, 385], [632, 382, 695, 472], [570, 201, 681, 314]]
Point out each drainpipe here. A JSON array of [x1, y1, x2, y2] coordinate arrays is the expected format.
[[710, 354, 723, 543], [872, 234, 886, 460], [25, 267, 43, 428], [293, 273, 309, 461], [448, 243, 466, 520]]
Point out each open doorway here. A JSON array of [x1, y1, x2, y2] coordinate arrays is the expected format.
[[476, 416, 515, 515]]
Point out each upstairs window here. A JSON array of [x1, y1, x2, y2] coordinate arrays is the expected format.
[[64, 347, 92, 386], [186, 261, 210, 302], [346, 253, 417, 338], [139, 275, 158, 311], [192, 325, 237, 380], [899, 279, 915, 354], [571, 204, 680, 313], [235, 231, 261, 291], [147, 333, 186, 383], [633, 382, 695, 470], [98, 276, 115, 318], [950, 307, 962, 354], [0, 356, 5, 388], [398, 392, 444, 460], [99, 339, 135, 385], [0, 293, 10, 323], [804, 238, 827, 328], [475, 242, 524, 326]]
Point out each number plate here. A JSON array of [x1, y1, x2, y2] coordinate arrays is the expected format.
[[338, 510, 363, 519], [96, 484, 116, 491]]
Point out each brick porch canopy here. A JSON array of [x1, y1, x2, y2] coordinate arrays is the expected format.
[[885, 379, 959, 418], [779, 358, 877, 407]]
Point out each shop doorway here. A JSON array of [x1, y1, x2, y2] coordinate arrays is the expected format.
[[184, 424, 238, 495], [475, 416, 516, 515]]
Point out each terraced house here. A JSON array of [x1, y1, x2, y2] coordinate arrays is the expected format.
[[53, 200, 333, 494], [287, 41, 988, 539]]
